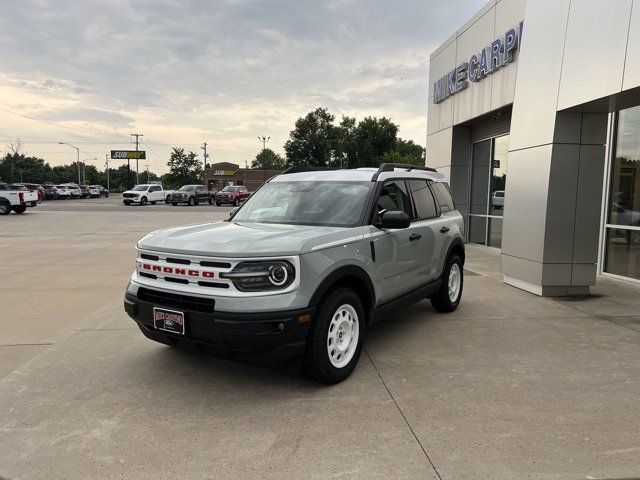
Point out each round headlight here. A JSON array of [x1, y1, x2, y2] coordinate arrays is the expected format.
[[269, 265, 288, 286]]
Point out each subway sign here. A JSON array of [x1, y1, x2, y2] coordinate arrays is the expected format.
[[212, 170, 237, 176], [433, 21, 524, 104], [110, 150, 146, 160]]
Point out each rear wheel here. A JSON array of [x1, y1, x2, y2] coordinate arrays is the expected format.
[[0, 201, 11, 215], [303, 287, 364, 384], [430, 254, 463, 313], [12, 205, 27, 214]]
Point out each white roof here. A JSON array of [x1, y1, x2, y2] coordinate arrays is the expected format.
[[270, 167, 444, 183]]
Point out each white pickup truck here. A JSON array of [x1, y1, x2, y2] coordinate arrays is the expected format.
[[0, 183, 39, 215], [122, 184, 174, 206]]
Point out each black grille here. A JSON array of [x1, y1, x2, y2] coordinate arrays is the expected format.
[[200, 261, 232, 268], [123, 193, 136, 198], [164, 277, 189, 284], [166, 257, 190, 265], [198, 281, 229, 289], [137, 288, 215, 313]]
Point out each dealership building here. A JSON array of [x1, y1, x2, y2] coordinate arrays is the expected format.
[[427, 0, 640, 295]]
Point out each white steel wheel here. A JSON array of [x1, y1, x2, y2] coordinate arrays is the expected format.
[[327, 304, 359, 368], [448, 263, 461, 302]]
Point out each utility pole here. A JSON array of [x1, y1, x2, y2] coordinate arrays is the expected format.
[[105, 153, 110, 192], [258, 135, 270, 151], [131, 133, 143, 184], [201, 142, 208, 182]]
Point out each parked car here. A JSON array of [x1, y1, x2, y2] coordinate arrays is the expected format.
[[0, 182, 39, 214], [492, 190, 505, 209], [19, 183, 45, 202], [60, 183, 83, 199], [81, 185, 100, 198], [214, 185, 251, 206], [122, 184, 172, 206], [42, 185, 59, 200], [54, 185, 73, 199], [94, 185, 109, 198], [125, 163, 465, 384], [170, 185, 214, 206]]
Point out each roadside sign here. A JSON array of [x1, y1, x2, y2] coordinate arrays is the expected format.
[[111, 150, 146, 160]]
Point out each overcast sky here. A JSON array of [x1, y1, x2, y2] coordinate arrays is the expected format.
[[0, 0, 485, 174]]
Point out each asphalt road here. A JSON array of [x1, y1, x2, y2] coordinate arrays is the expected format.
[[1, 201, 640, 479]]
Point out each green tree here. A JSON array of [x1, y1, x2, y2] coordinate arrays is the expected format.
[[251, 148, 287, 170], [284, 107, 338, 167], [0, 154, 54, 183], [164, 147, 202, 187], [381, 138, 425, 166]]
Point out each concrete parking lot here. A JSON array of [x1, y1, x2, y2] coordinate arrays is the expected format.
[[1, 198, 640, 479]]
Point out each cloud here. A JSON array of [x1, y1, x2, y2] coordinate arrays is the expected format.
[[0, 0, 486, 171]]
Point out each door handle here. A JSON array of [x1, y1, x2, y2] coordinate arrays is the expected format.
[[409, 233, 422, 241], [440, 226, 450, 233]]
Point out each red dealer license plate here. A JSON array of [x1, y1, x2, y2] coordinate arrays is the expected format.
[[153, 307, 185, 335]]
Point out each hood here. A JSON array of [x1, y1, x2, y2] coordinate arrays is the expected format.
[[138, 221, 364, 257]]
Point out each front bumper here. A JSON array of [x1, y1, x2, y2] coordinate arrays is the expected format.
[[124, 291, 313, 366]]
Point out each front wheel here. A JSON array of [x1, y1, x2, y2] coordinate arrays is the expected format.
[[303, 287, 364, 384], [12, 205, 27, 214], [140, 197, 147, 206], [188, 197, 196, 206], [430, 254, 463, 313]]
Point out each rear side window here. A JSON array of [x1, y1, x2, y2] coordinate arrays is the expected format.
[[407, 180, 438, 220], [430, 182, 455, 213], [376, 180, 412, 219]]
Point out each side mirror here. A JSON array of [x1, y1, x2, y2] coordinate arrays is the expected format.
[[376, 211, 410, 229]]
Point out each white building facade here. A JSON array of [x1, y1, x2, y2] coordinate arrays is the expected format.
[[427, 0, 640, 295]]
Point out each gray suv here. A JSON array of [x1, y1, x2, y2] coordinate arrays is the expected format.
[[124, 163, 465, 383]]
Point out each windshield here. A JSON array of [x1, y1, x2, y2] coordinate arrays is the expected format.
[[222, 186, 238, 192], [232, 181, 373, 227], [131, 185, 149, 191], [179, 185, 196, 191]]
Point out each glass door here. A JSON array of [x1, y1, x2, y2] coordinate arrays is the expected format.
[[468, 134, 510, 248], [603, 106, 640, 281]]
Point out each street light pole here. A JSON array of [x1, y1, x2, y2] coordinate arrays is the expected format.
[[105, 153, 110, 192], [59, 142, 81, 185], [258, 136, 270, 151]]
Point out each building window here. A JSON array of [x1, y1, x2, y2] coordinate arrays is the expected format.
[[468, 134, 510, 248], [604, 105, 640, 281]]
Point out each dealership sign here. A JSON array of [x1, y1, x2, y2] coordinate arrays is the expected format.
[[111, 150, 146, 160], [433, 21, 523, 104]]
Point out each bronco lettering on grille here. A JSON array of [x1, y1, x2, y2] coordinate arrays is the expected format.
[[140, 263, 215, 278]]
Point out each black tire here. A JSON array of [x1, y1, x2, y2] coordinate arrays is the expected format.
[[233, 198, 239, 207], [430, 254, 463, 313], [165, 195, 171, 204], [140, 196, 147, 206], [12, 205, 27, 214], [215, 202, 221, 207], [303, 287, 365, 384], [188, 197, 195, 206], [171, 202, 178, 206], [0, 201, 11, 215]]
